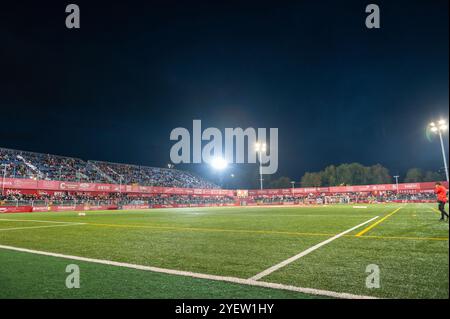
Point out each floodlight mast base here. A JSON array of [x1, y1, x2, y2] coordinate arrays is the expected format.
[[438, 130, 449, 183], [258, 149, 263, 190]]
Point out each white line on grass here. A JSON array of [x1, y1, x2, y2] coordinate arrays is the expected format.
[[0, 244, 378, 299], [0, 223, 86, 231], [249, 216, 379, 281]]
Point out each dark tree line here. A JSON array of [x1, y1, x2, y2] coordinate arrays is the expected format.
[[403, 168, 444, 183], [300, 163, 391, 187], [295, 163, 444, 188], [250, 163, 445, 189]]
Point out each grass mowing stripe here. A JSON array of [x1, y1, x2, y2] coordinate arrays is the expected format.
[[82, 222, 337, 237], [0, 244, 377, 299], [249, 216, 379, 281], [0, 223, 86, 231], [0, 218, 82, 224], [85, 223, 447, 241], [355, 207, 402, 237], [432, 207, 448, 215], [356, 235, 449, 241]]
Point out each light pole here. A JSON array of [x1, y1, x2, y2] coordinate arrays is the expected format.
[[255, 142, 266, 190], [290, 181, 295, 192], [429, 119, 449, 183], [393, 175, 399, 193], [1, 164, 8, 196]]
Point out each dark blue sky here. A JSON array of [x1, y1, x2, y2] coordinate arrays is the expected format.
[[0, 0, 448, 188]]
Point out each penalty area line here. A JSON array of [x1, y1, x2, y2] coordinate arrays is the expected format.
[[0, 244, 377, 299], [249, 216, 379, 281]]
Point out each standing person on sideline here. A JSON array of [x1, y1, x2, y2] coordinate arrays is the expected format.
[[434, 182, 449, 221]]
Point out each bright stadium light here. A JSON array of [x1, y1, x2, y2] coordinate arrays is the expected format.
[[255, 142, 267, 189], [429, 119, 449, 183], [210, 157, 228, 170]]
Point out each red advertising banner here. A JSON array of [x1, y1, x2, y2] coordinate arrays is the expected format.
[[1, 177, 447, 198], [0, 206, 33, 213], [247, 182, 447, 196], [0, 177, 234, 196]]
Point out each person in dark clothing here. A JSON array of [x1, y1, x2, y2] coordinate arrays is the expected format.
[[434, 182, 449, 221]]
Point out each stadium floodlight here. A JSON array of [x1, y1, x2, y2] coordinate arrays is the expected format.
[[210, 157, 228, 170], [429, 119, 449, 183], [255, 142, 267, 190]]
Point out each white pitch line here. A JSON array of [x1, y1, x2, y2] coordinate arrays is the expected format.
[[249, 216, 379, 281], [0, 223, 86, 231], [0, 244, 377, 299]]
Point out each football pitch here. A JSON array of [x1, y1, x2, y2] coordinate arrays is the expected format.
[[0, 203, 448, 299]]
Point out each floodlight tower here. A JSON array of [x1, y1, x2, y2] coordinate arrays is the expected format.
[[1, 163, 8, 196], [209, 157, 228, 187], [393, 175, 400, 193], [255, 142, 266, 190], [429, 119, 449, 183]]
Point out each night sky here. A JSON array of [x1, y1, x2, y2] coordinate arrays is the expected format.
[[0, 0, 448, 188]]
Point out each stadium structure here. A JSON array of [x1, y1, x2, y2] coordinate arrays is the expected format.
[[0, 147, 448, 299], [0, 147, 444, 212]]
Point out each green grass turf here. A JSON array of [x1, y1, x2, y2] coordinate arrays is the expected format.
[[0, 203, 448, 299], [0, 249, 319, 299]]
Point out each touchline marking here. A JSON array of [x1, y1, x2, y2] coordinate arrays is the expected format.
[[0, 223, 86, 231], [249, 216, 379, 281], [0, 244, 377, 299], [355, 207, 402, 237]]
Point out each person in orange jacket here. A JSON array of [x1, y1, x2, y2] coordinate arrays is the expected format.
[[435, 182, 448, 221]]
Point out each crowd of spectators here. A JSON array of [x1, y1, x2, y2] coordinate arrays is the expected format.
[[0, 192, 234, 207], [1, 190, 437, 208], [0, 148, 106, 182], [91, 161, 218, 189], [1, 148, 218, 189], [252, 191, 436, 204], [0, 148, 34, 178], [0, 191, 121, 204], [145, 195, 235, 205]]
